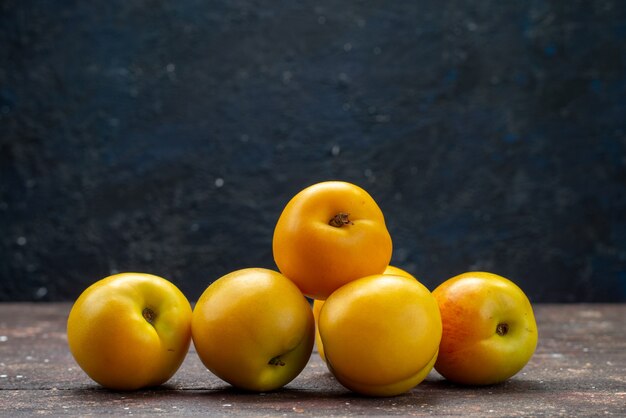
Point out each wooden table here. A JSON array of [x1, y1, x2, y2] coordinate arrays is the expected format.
[[0, 303, 624, 416]]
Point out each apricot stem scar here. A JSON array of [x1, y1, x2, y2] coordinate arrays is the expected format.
[[268, 356, 285, 366], [496, 323, 509, 336], [143, 307, 156, 324], [329, 212, 353, 228]]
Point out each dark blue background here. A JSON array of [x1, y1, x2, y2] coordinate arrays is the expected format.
[[1, 1, 625, 302]]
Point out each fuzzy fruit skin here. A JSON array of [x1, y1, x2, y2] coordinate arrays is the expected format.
[[272, 181, 392, 300], [319, 274, 442, 396], [433, 271, 538, 385], [67, 273, 192, 390], [191, 268, 315, 392], [312, 265, 419, 362]]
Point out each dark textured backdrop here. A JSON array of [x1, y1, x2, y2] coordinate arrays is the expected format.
[[1, 1, 625, 302]]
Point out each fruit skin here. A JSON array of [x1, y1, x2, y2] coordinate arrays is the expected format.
[[382, 265, 418, 280], [432, 271, 538, 386], [67, 273, 192, 390], [191, 268, 315, 392], [319, 274, 442, 396], [313, 265, 418, 362], [272, 181, 393, 300], [312, 298, 326, 362]]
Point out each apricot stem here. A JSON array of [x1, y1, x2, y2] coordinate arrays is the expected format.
[[329, 212, 353, 228], [143, 307, 156, 324], [496, 323, 509, 336], [268, 356, 285, 366]]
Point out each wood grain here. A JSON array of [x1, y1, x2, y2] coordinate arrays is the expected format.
[[1, 303, 624, 416]]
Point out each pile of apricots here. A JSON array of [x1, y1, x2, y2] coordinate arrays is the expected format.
[[67, 181, 538, 395]]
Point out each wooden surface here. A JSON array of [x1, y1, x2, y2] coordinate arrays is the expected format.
[[0, 303, 624, 416]]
